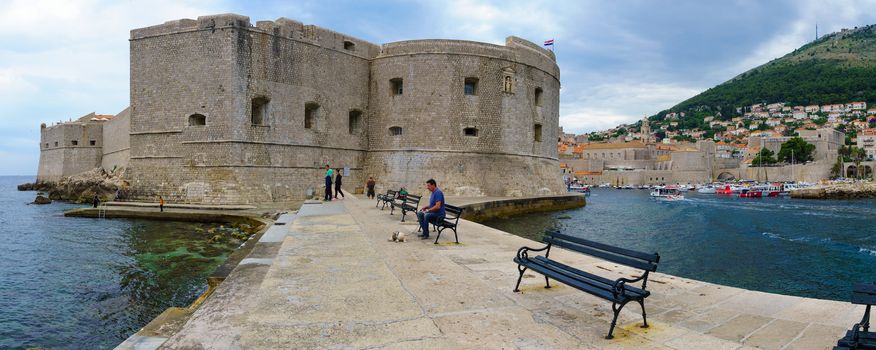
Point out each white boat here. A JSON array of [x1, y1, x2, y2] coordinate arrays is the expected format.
[[650, 187, 685, 201], [697, 185, 716, 194], [568, 185, 591, 195]]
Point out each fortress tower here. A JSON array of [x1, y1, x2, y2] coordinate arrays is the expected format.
[[40, 14, 564, 204]]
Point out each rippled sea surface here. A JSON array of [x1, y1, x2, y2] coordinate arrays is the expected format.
[[0, 176, 239, 349], [483, 188, 876, 301]]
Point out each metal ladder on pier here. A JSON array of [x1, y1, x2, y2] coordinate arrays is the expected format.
[[97, 203, 107, 219]]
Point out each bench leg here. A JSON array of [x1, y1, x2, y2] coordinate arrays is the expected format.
[[607, 301, 631, 339], [400, 211, 406, 222], [862, 304, 871, 332], [637, 299, 649, 328], [513, 265, 527, 293], [453, 227, 459, 244], [544, 276, 551, 289], [433, 227, 442, 244]]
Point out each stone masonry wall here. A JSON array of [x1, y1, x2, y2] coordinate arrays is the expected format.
[[101, 107, 130, 171], [38, 121, 103, 182], [49, 13, 565, 204], [366, 39, 564, 197]]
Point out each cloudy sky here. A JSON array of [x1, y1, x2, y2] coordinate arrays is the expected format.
[[2, 0, 876, 175]]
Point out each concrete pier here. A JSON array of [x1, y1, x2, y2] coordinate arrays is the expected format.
[[122, 196, 859, 349]]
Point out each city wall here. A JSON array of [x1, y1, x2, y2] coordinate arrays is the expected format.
[[115, 14, 563, 204]]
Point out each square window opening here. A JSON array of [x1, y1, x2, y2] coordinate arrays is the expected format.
[[251, 97, 269, 125], [464, 77, 478, 96], [305, 103, 320, 129], [390, 78, 403, 96], [349, 110, 363, 134]]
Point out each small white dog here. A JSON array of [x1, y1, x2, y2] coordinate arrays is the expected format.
[[390, 231, 406, 242]]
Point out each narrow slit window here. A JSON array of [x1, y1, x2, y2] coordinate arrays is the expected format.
[[348, 110, 362, 134], [251, 97, 269, 125], [463, 127, 478, 137], [54, 141, 58, 147], [389, 126, 402, 136], [534, 124, 543, 142], [390, 78, 403, 96], [535, 87, 544, 107], [305, 102, 320, 129], [464, 77, 478, 96], [188, 113, 206, 126], [71, 140, 78, 146]]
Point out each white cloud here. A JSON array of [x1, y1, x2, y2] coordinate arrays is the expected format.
[[560, 81, 702, 133]]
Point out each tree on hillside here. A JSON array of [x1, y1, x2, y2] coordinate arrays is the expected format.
[[752, 148, 777, 166], [777, 137, 815, 163]]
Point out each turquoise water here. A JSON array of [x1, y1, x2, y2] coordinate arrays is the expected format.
[[0, 176, 240, 349], [483, 188, 876, 301]]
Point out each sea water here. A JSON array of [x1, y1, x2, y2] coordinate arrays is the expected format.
[[0, 176, 240, 349], [483, 188, 876, 301]]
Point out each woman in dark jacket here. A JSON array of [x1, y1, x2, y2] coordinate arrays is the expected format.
[[334, 169, 345, 199]]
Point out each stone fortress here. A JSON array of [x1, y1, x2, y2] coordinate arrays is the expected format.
[[37, 14, 564, 204]]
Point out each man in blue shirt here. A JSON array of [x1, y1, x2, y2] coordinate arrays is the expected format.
[[417, 179, 445, 240]]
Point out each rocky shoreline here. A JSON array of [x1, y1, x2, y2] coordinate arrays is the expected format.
[[791, 182, 876, 199], [18, 167, 128, 203]]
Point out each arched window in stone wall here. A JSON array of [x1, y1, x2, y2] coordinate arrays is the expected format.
[[463, 127, 478, 137], [251, 97, 269, 125], [464, 77, 478, 96], [188, 113, 206, 126], [389, 126, 402, 136], [348, 110, 362, 134], [535, 87, 544, 107], [305, 102, 320, 129], [534, 123, 543, 142]]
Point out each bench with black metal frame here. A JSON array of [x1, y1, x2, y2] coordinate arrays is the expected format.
[[390, 194, 421, 222], [834, 282, 875, 350], [416, 204, 465, 244], [513, 230, 660, 339], [376, 190, 397, 210]]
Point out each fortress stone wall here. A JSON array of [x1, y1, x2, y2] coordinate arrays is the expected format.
[[36, 14, 564, 204]]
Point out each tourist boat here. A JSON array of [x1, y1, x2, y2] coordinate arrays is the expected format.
[[716, 184, 743, 195], [755, 183, 782, 197], [650, 187, 684, 201], [568, 185, 591, 195], [738, 188, 763, 198], [697, 185, 717, 194]]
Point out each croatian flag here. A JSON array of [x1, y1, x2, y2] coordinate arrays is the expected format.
[[543, 39, 554, 46]]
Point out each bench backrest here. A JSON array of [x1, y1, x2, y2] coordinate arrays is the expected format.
[[444, 204, 463, 221], [543, 231, 659, 272], [852, 283, 876, 305], [386, 190, 397, 197], [403, 194, 421, 205]]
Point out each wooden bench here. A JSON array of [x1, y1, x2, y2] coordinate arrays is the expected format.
[[376, 190, 397, 210], [834, 283, 875, 350], [417, 204, 465, 244], [513, 231, 660, 339], [390, 194, 421, 222], [433, 204, 463, 244]]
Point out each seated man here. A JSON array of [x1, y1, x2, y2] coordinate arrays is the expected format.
[[416, 179, 445, 240]]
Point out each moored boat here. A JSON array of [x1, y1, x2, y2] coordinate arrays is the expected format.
[[650, 187, 684, 201]]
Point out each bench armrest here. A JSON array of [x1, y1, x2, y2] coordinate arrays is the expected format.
[[612, 274, 647, 298], [516, 244, 551, 262]]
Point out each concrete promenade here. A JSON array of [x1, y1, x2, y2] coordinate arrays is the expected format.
[[150, 196, 860, 349]]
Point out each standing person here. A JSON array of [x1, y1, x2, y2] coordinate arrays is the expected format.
[[324, 165, 333, 201], [416, 179, 445, 240], [334, 168, 345, 199], [159, 195, 165, 212], [92, 194, 100, 208], [366, 177, 376, 199]]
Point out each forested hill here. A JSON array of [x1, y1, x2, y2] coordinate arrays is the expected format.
[[657, 24, 876, 119]]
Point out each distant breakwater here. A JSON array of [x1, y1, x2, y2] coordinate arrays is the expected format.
[[791, 183, 876, 199]]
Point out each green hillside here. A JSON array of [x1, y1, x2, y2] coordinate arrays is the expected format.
[[654, 24, 876, 121]]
